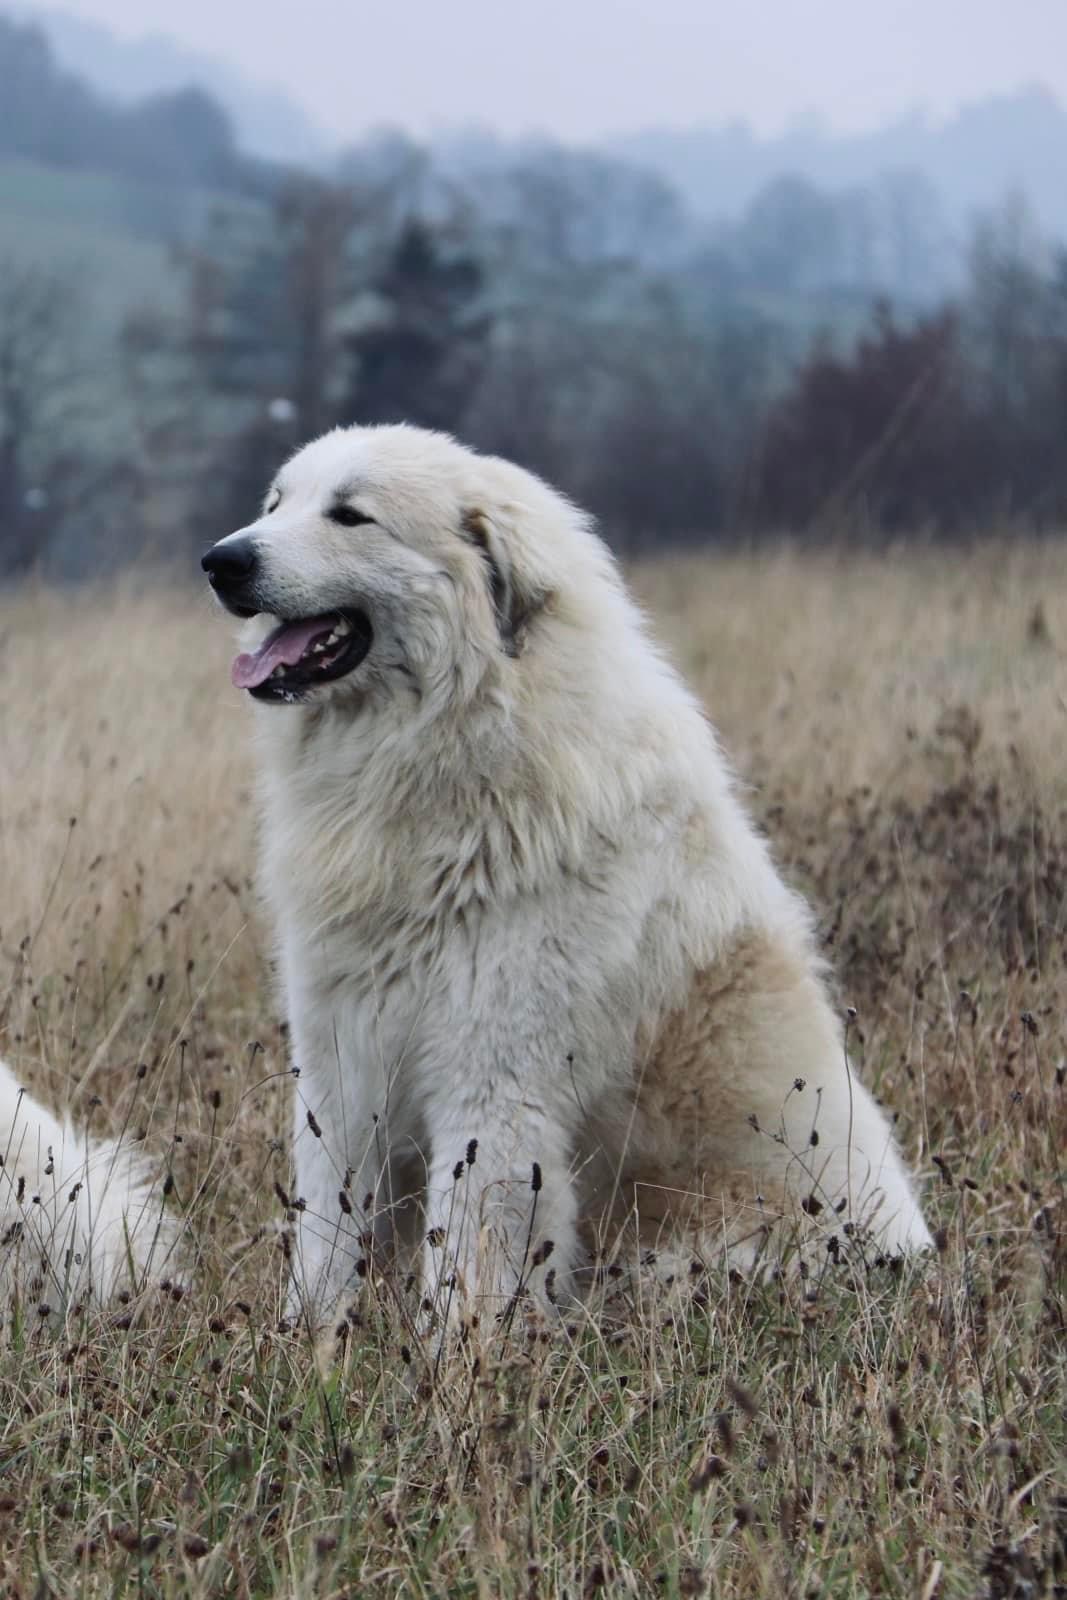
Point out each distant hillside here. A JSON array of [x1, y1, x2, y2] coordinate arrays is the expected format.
[[613, 86, 1067, 235], [14, 3, 329, 167], [0, 11, 275, 197], [0, 16, 272, 462], [11, 3, 1067, 246], [13, 2, 1067, 242]]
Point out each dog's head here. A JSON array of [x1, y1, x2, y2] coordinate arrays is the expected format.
[[202, 425, 591, 711]]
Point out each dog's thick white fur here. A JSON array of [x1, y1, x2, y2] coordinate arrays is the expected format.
[[0, 1057, 173, 1304], [208, 424, 931, 1326]]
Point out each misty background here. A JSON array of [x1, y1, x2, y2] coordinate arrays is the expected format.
[[1, 0, 1066, 575]]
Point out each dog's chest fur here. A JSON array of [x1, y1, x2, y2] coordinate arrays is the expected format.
[[259, 702, 710, 1126]]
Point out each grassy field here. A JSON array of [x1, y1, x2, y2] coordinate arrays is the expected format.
[[0, 544, 1064, 1597]]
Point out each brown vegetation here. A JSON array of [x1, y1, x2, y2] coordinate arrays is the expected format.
[[0, 544, 1063, 1596]]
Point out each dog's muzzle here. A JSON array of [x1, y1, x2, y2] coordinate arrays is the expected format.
[[202, 535, 259, 618]]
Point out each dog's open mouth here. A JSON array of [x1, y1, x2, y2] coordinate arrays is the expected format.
[[231, 611, 373, 702]]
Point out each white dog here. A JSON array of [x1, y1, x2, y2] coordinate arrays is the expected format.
[[203, 424, 931, 1327], [0, 1057, 173, 1305]]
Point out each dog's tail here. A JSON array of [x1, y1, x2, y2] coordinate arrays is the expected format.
[[0, 1057, 177, 1306]]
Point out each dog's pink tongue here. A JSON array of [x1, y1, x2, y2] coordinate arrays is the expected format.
[[232, 618, 333, 689]]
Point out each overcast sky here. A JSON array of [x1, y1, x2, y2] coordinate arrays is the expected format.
[[23, 0, 1067, 142]]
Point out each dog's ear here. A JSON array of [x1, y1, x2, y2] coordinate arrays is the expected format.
[[460, 507, 549, 658]]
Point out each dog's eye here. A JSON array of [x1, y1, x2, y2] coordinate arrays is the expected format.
[[329, 504, 374, 529], [265, 492, 281, 514]]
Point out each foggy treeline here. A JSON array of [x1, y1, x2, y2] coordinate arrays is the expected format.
[[2, 12, 1067, 578]]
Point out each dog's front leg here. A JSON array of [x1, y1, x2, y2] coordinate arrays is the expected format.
[[420, 1106, 577, 1331], [285, 1076, 388, 1327], [282, 980, 404, 1328]]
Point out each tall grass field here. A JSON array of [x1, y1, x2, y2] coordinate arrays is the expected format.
[[0, 543, 1063, 1597]]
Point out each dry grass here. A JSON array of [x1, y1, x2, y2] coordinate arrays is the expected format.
[[0, 542, 1063, 1597]]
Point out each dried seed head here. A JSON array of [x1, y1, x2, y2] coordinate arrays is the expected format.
[[887, 1402, 906, 1446], [726, 1378, 757, 1418], [689, 1455, 726, 1491], [932, 1154, 954, 1187]]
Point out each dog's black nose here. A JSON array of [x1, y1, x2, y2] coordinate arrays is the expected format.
[[202, 536, 257, 584]]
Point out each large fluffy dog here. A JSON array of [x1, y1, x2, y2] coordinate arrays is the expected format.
[[203, 425, 931, 1326]]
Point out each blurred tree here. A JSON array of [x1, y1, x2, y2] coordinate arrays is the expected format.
[[0, 260, 88, 575], [341, 219, 491, 433], [125, 87, 239, 189], [962, 193, 1067, 521], [276, 178, 361, 438], [480, 148, 691, 272], [751, 305, 970, 533], [871, 170, 952, 303], [739, 176, 842, 295], [168, 177, 372, 529]]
